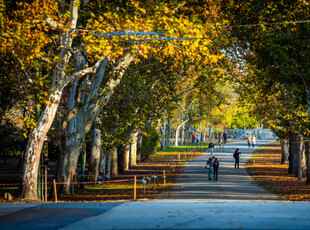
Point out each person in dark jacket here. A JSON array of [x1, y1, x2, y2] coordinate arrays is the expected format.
[[223, 132, 227, 144], [209, 141, 214, 154], [233, 148, 241, 169], [213, 158, 219, 180]]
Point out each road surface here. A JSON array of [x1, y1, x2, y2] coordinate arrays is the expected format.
[[159, 140, 279, 201], [2, 140, 310, 229]]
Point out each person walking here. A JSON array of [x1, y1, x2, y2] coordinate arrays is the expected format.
[[200, 134, 204, 143], [209, 141, 214, 154], [213, 158, 219, 180], [192, 134, 195, 144], [223, 132, 227, 144], [233, 148, 241, 169], [218, 134, 222, 146], [247, 136, 251, 148], [206, 157, 214, 180], [252, 135, 256, 148]]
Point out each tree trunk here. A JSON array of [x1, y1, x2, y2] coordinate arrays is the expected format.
[[111, 146, 118, 176], [63, 133, 83, 194], [22, 91, 62, 200], [62, 52, 134, 192], [175, 119, 189, 147], [204, 122, 209, 142], [123, 144, 130, 171], [160, 116, 166, 150], [137, 132, 143, 163], [130, 131, 139, 167], [21, 0, 83, 200], [280, 138, 289, 164], [298, 136, 304, 180], [166, 119, 172, 148], [209, 123, 214, 140], [117, 146, 125, 174], [305, 139, 310, 184], [288, 132, 300, 175], [181, 123, 185, 145], [99, 150, 107, 175], [89, 128, 101, 182], [199, 119, 202, 139], [175, 125, 180, 147], [106, 154, 112, 178]]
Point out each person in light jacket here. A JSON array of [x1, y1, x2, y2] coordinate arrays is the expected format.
[[252, 135, 256, 148]]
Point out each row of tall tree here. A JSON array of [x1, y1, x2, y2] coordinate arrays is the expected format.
[[0, 0, 227, 200], [2, 0, 308, 201], [223, 0, 310, 181]]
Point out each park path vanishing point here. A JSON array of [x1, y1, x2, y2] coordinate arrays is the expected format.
[[157, 140, 280, 201]]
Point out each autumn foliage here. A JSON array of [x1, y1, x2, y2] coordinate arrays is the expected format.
[[246, 143, 310, 201]]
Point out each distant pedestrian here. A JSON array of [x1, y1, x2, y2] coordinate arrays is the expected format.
[[195, 135, 199, 144], [223, 132, 227, 144], [247, 136, 251, 148], [233, 148, 241, 169], [201, 134, 204, 143], [252, 135, 256, 148], [213, 158, 219, 180], [206, 157, 214, 180], [192, 134, 195, 144], [218, 134, 222, 146], [209, 141, 214, 154]]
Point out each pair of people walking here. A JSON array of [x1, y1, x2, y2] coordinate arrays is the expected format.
[[247, 135, 256, 148], [206, 156, 219, 180]]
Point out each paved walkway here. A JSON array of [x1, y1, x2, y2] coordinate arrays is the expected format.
[[158, 140, 280, 201], [3, 140, 310, 229]]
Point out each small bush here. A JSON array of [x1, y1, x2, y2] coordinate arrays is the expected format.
[[138, 125, 160, 161]]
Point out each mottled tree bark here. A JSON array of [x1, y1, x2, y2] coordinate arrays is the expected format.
[[280, 138, 289, 164], [89, 128, 101, 182], [111, 146, 118, 176], [130, 131, 139, 167], [288, 132, 300, 175]]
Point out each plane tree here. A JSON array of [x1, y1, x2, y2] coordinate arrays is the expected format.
[[222, 0, 310, 181]]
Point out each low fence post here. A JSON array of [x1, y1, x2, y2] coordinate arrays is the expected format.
[[134, 175, 137, 200], [53, 179, 57, 202], [143, 176, 146, 195], [163, 170, 166, 186], [45, 166, 47, 201]]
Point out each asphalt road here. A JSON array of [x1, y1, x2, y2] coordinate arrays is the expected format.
[[158, 140, 280, 201], [2, 140, 310, 229]]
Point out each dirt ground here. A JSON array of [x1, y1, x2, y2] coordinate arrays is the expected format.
[[245, 143, 310, 201]]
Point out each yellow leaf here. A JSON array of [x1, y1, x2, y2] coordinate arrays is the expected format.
[[45, 100, 52, 105]]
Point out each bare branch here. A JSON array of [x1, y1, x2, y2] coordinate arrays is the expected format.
[[40, 56, 52, 64], [46, 17, 60, 29], [11, 50, 33, 85], [62, 57, 106, 89], [68, 0, 79, 29]]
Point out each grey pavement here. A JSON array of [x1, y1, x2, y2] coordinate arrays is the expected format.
[[2, 140, 310, 229], [158, 140, 280, 201]]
